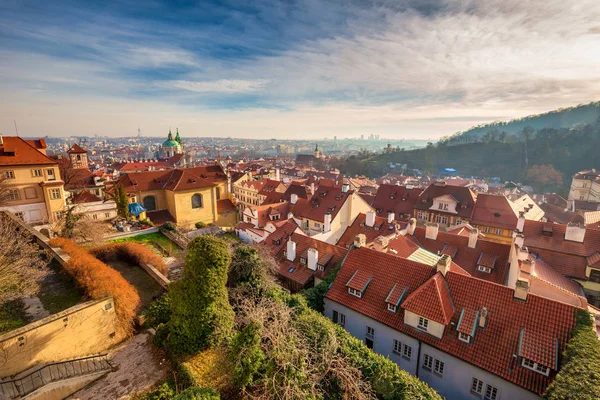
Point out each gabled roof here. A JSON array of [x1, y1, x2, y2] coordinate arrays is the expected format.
[[372, 184, 423, 218], [72, 190, 102, 204], [456, 308, 479, 336], [0, 136, 57, 166], [115, 166, 227, 193], [336, 213, 397, 248], [414, 182, 476, 218], [300, 184, 354, 223], [401, 272, 455, 325], [262, 219, 302, 255], [67, 143, 87, 154], [471, 194, 519, 229]]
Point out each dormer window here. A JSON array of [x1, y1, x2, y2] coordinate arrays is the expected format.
[[317, 264, 324, 272], [387, 303, 397, 312], [300, 257, 307, 265], [477, 265, 492, 274], [418, 317, 429, 331], [458, 332, 471, 343], [348, 288, 362, 298], [521, 358, 550, 376]]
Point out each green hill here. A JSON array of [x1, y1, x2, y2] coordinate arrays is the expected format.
[[442, 101, 600, 145]]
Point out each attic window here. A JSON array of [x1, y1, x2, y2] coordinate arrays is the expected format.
[[458, 332, 471, 343], [317, 264, 324, 272], [348, 287, 362, 298], [521, 358, 550, 376], [335, 195, 342, 201], [542, 225, 553, 237], [387, 304, 397, 312], [477, 265, 492, 274], [494, 212, 501, 217], [417, 317, 429, 331], [300, 257, 307, 265]]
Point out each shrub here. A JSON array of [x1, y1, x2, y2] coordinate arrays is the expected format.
[[160, 222, 177, 232], [230, 321, 265, 390], [144, 293, 171, 327], [195, 222, 207, 229], [140, 219, 154, 227], [544, 310, 600, 400], [153, 323, 170, 349], [301, 264, 340, 312], [168, 236, 234, 354], [49, 238, 141, 339], [90, 242, 167, 275], [174, 387, 220, 400], [137, 381, 176, 400]]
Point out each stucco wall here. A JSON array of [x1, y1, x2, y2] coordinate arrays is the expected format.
[[404, 310, 445, 339], [0, 298, 119, 378]]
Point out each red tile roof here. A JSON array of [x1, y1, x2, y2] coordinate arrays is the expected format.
[[0, 136, 57, 166], [325, 248, 581, 395], [337, 213, 398, 248], [72, 190, 102, 204], [25, 139, 47, 150], [346, 269, 373, 292], [401, 272, 455, 325], [471, 194, 519, 230], [414, 182, 476, 218], [372, 184, 423, 219], [114, 161, 171, 172], [456, 308, 478, 336], [244, 202, 290, 228], [300, 184, 354, 223], [262, 219, 302, 255], [67, 143, 87, 154], [115, 166, 226, 193], [217, 199, 235, 213]]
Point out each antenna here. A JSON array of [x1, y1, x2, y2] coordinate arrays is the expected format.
[[13, 119, 19, 136], [138, 125, 141, 137]]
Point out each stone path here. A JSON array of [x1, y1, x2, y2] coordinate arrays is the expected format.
[[68, 333, 169, 400], [22, 296, 50, 322]]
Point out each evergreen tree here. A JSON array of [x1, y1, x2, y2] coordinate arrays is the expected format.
[[115, 184, 130, 218], [168, 236, 234, 354]]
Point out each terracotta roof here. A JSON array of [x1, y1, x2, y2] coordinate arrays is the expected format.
[[64, 168, 95, 190], [114, 161, 171, 172], [262, 219, 302, 255], [346, 269, 373, 292], [300, 184, 354, 223], [372, 184, 423, 219], [72, 190, 102, 204], [414, 182, 477, 218], [456, 308, 478, 336], [147, 210, 175, 225], [25, 139, 47, 150], [0, 136, 57, 166], [337, 213, 398, 248], [471, 194, 519, 230], [540, 203, 584, 225], [217, 199, 235, 213], [325, 248, 580, 395], [244, 203, 290, 228], [67, 143, 87, 154], [115, 166, 226, 193], [401, 272, 455, 325]]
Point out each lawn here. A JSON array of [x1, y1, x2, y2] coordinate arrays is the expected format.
[[112, 232, 178, 256], [38, 260, 84, 314], [107, 260, 164, 309], [0, 299, 31, 334]]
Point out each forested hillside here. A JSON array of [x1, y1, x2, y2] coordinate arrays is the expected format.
[[334, 118, 600, 193], [440, 101, 600, 145]]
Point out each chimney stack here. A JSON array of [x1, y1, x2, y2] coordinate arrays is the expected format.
[[373, 236, 389, 252], [565, 223, 586, 243], [406, 218, 417, 236], [307, 248, 318, 271], [514, 233, 524, 248], [479, 307, 489, 328], [365, 211, 376, 227], [387, 212, 395, 224], [425, 222, 439, 240], [324, 212, 332, 232], [310, 182, 315, 195], [290, 193, 298, 204], [518, 246, 529, 261], [341, 183, 349, 193], [275, 168, 280, 181], [286, 239, 297, 262], [514, 278, 530, 301], [354, 234, 366, 248], [436, 254, 451, 276], [516, 211, 525, 232], [468, 228, 479, 249]]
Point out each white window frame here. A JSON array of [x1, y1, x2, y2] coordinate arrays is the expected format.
[[477, 265, 492, 274], [434, 359, 445, 376], [423, 354, 433, 370], [393, 339, 402, 355], [484, 384, 499, 400], [471, 377, 484, 395], [387, 303, 397, 312], [32, 169, 42, 177], [402, 343, 412, 360], [366, 326, 374, 339], [8, 189, 19, 201], [458, 332, 471, 343], [418, 317, 429, 331], [4, 170, 15, 179], [50, 188, 61, 200], [348, 287, 362, 298], [495, 228, 502, 235], [521, 358, 550, 376]]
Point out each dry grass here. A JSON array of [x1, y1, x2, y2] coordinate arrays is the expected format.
[[49, 238, 141, 339], [180, 347, 235, 396]]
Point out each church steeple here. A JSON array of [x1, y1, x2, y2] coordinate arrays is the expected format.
[[167, 128, 173, 141], [314, 143, 320, 158], [175, 128, 181, 143]]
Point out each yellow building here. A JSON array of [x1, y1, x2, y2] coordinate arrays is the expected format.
[[568, 169, 600, 202], [232, 178, 286, 210], [114, 165, 237, 228], [0, 135, 66, 224]]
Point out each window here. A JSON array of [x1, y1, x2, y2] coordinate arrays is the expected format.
[[417, 211, 428, 221], [423, 354, 433, 370], [50, 188, 61, 199], [314, 222, 320, 228], [393, 339, 402, 355], [300, 257, 307, 265], [366, 326, 374, 339], [477, 265, 492, 274], [495, 228, 502, 235], [418, 317, 429, 331], [191, 193, 203, 209], [317, 264, 324, 272], [32, 169, 42, 177], [47, 169, 55, 181], [93, 214, 98, 220], [54, 211, 64, 220], [580, 195, 585, 200], [332, 310, 345, 327], [8, 189, 19, 201], [484, 384, 499, 400], [583, 183, 588, 188], [216, 187, 221, 200], [402, 343, 412, 360], [458, 332, 471, 343], [435, 214, 448, 225], [434, 359, 445, 376], [387, 303, 397, 312], [105, 212, 110, 218], [471, 377, 484, 395], [14, 212, 24, 220], [521, 358, 550, 376], [348, 287, 362, 298], [4, 170, 15, 179], [456, 219, 463, 226]]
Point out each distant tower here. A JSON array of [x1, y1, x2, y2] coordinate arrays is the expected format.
[[161, 128, 183, 158], [314, 143, 320, 158], [67, 143, 89, 169]]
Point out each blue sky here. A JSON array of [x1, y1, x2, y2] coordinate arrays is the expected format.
[[1, 0, 599, 139]]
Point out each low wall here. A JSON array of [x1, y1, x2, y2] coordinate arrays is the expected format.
[[0, 298, 120, 378], [139, 262, 171, 289]]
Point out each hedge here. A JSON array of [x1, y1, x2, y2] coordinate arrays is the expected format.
[[49, 238, 141, 338], [174, 387, 220, 400], [90, 242, 168, 274], [544, 309, 600, 400]]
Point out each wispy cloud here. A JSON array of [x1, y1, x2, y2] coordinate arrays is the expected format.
[[158, 79, 272, 93]]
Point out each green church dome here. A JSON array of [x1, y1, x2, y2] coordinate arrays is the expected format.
[[163, 140, 179, 147]]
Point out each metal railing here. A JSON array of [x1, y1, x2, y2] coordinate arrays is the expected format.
[[0, 354, 110, 399]]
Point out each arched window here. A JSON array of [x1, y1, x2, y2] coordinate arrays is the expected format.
[[143, 196, 157, 211], [192, 193, 203, 209]]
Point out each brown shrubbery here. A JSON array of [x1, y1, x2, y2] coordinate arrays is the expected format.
[[49, 238, 141, 338], [90, 242, 168, 275]]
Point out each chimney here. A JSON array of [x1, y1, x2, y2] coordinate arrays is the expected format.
[[479, 307, 488, 328], [275, 168, 280, 181], [406, 218, 417, 236], [518, 246, 529, 261], [425, 222, 439, 240], [324, 212, 332, 232], [516, 212, 525, 232], [0, 133, 3, 146], [307, 248, 318, 271], [354, 233, 366, 248], [468, 228, 479, 249], [365, 211, 376, 227], [310, 182, 315, 195], [341, 183, 349, 193], [387, 212, 395, 224], [565, 223, 586, 243], [436, 254, 451, 276], [287, 212, 294, 220], [514, 278, 530, 301], [514, 233, 524, 248], [290, 193, 298, 204], [286, 240, 296, 261], [373, 236, 389, 252]]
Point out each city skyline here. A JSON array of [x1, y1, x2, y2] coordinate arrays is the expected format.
[[1, 0, 599, 139]]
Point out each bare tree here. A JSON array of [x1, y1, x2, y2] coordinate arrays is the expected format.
[[0, 213, 50, 302]]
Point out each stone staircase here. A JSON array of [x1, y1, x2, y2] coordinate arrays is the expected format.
[[0, 354, 111, 399]]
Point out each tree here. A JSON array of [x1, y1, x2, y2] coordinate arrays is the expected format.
[[168, 236, 234, 354], [526, 164, 564, 192], [51, 206, 105, 244], [174, 387, 220, 400], [228, 245, 277, 290], [0, 213, 50, 302], [114, 184, 130, 218]]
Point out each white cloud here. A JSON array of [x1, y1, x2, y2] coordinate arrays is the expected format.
[[158, 79, 272, 93]]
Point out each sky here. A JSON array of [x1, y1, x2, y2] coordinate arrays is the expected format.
[[1, 0, 599, 140]]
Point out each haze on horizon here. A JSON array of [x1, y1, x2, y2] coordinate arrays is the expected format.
[[1, 0, 599, 140]]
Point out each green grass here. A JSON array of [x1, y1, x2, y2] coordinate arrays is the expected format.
[[112, 232, 177, 253], [0, 299, 31, 334], [38, 261, 84, 314]]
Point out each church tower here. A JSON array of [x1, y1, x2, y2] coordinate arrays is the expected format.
[[161, 128, 183, 158], [67, 143, 89, 169], [314, 143, 320, 158]]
